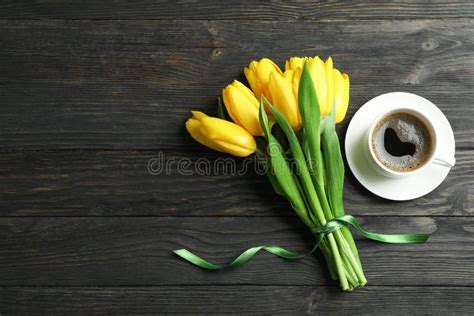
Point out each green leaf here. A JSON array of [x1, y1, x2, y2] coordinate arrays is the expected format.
[[262, 96, 326, 225], [271, 123, 290, 152], [321, 105, 345, 217], [261, 97, 353, 290], [258, 99, 313, 229], [321, 104, 361, 266], [298, 61, 324, 188], [266, 166, 285, 197], [217, 97, 227, 120], [262, 96, 307, 174]]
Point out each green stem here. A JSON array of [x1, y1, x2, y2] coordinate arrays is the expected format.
[[334, 230, 366, 285], [262, 97, 350, 290], [295, 158, 348, 289], [340, 219, 362, 266], [294, 175, 339, 282], [316, 181, 366, 286], [315, 184, 334, 223], [341, 259, 358, 287], [326, 234, 349, 290]]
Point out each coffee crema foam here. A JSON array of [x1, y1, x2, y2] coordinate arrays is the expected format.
[[371, 112, 432, 172]]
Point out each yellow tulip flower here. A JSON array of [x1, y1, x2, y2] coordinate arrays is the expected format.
[[324, 57, 334, 116], [222, 80, 263, 136], [285, 57, 305, 72], [185, 111, 256, 157], [268, 70, 302, 130], [285, 56, 350, 122], [244, 58, 283, 103], [333, 69, 350, 123]]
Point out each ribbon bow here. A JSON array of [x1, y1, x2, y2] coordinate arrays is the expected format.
[[173, 214, 431, 270]]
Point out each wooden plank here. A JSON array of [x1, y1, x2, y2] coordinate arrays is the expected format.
[[0, 149, 471, 217], [0, 1, 473, 20], [0, 216, 472, 286], [1, 286, 473, 315], [0, 20, 473, 149]]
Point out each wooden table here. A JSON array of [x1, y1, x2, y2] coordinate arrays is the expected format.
[[1, 1, 473, 314]]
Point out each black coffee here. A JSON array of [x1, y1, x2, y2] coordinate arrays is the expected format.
[[371, 112, 433, 172]]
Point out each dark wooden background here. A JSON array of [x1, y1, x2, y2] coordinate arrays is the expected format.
[[0, 1, 473, 314]]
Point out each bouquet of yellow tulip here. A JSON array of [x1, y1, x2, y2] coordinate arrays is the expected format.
[[178, 57, 430, 291]]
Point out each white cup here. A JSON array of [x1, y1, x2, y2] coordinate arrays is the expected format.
[[364, 108, 456, 178]]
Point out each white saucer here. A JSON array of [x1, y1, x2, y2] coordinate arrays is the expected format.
[[345, 92, 455, 201]]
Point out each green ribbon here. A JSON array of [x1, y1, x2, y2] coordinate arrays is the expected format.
[[173, 214, 431, 270]]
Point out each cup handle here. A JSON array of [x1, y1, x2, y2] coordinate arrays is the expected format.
[[433, 155, 456, 168]]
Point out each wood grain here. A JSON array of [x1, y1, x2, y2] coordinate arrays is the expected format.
[[0, 216, 472, 286], [0, 150, 471, 217], [1, 286, 473, 315], [0, 1, 473, 20], [1, 2, 473, 313], [0, 20, 473, 150]]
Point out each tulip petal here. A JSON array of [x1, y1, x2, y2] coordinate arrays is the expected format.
[[186, 117, 222, 152], [212, 140, 255, 157], [285, 57, 305, 71], [200, 116, 256, 157], [227, 85, 262, 136], [336, 73, 350, 123], [324, 57, 334, 117], [257, 58, 283, 79], [222, 87, 245, 128], [244, 64, 262, 99], [191, 111, 208, 120], [309, 57, 328, 116], [283, 69, 293, 83], [231, 80, 258, 107], [332, 68, 344, 123], [291, 67, 302, 102], [269, 71, 301, 130]]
